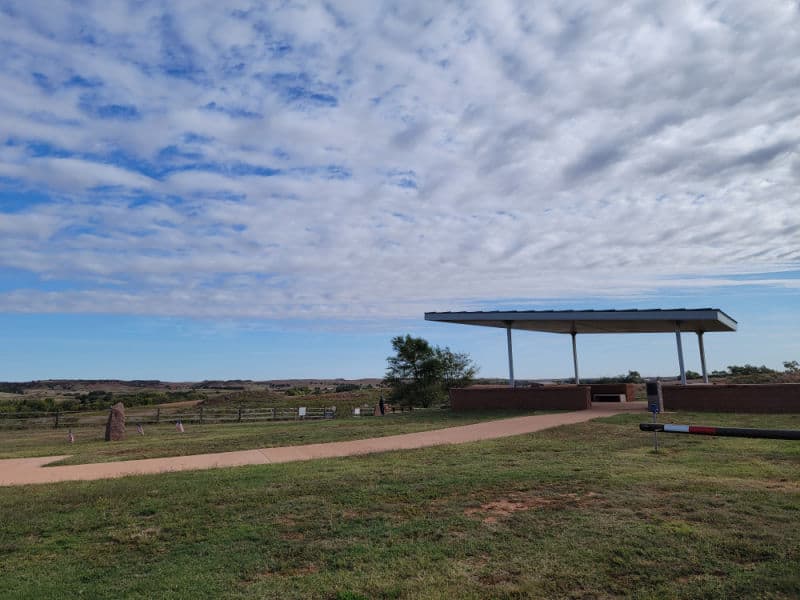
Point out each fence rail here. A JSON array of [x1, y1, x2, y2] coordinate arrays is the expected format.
[[0, 404, 372, 429]]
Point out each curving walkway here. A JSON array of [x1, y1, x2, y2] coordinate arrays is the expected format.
[[0, 404, 640, 486]]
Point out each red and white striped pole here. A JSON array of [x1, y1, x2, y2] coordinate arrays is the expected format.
[[640, 423, 800, 440]]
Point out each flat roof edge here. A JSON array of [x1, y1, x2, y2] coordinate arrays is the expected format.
[[424, 308, 737, 333]]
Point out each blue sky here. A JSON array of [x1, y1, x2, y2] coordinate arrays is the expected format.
[[0, 1, 798, 381]]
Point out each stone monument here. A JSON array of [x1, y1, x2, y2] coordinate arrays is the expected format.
[[105, 402, 126, 441]]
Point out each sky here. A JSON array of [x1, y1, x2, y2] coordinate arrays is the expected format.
[[0, 1, 798, 381]]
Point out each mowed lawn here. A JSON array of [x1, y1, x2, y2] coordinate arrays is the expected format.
[[0, 412, 799, 599], [0, 409, 542, 465]]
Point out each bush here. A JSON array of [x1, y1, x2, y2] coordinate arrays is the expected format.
[[335, 383, 360, 393]]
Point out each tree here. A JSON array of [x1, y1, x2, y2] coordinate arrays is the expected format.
[[384, 335, 477, 409], [784, 360, 799, 373], [435, 346, 477, 391], [384, 335, 439, 409], [622, 370, 643, 383]]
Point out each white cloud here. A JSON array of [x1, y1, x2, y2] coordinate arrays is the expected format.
[[0, 0, 798, 320]]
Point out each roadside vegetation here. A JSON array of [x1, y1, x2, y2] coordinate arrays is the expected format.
[[0, 411, 798, 598]]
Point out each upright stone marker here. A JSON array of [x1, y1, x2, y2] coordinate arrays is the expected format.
[[105, 402, 126, 441]]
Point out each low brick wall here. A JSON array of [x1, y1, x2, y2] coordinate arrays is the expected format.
[[589, 383, 637, 402], [662, 384, 800, 413], [450, 385, 591, 411]]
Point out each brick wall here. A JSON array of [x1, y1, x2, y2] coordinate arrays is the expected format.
[[450, 385, 591, 411], [662, 384, 800, 413]]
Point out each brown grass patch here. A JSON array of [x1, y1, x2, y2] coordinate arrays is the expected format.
[[130, 527, 161, 541], [464, 491, 601, 523]]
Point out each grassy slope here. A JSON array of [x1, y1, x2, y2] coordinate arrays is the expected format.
[[0, 410, 541, 465], [201, 388, 384, 410], [0, 411, 798, 599]]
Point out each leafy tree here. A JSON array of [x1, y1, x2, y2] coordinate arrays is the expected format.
[[384, 335, 439, 409], [384, 335, 477, 409], [435, 346, 477, 391], [622, 370, 643, 383], [784, 360, 799, 373], [685, 370, 702, 380]]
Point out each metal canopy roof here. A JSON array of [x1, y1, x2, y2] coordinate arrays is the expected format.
[[424, 308, 737, 334]]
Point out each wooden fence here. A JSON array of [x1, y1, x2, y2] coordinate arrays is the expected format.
[[0, 404, 376, 429]]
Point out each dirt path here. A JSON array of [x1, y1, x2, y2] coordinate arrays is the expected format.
[[0, 404, 639, 486]]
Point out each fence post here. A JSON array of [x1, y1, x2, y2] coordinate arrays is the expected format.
[[156, 407, 160, 423], [237, 406, 242, 422], [271, 407, 276, 420], [200, 406, 204, 424], [54, 411, 60, 429]]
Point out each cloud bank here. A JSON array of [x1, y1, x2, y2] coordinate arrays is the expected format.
[[1, 0, 798, 320]]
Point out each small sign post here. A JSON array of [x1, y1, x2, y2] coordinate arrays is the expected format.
[[646, 381, 663, 453]]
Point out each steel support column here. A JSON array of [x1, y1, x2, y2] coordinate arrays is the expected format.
[[505, 322, 515, 388], [675, 322, 687, 385], [571, 331, 580, 384], [697, 331, 708, 383]]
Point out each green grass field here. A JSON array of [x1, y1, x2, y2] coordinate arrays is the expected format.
[[1, 411, 799, 599], [0, 409, 542, 465]]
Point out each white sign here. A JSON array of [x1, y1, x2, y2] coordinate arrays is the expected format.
[[298, 407, 306, 417]]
